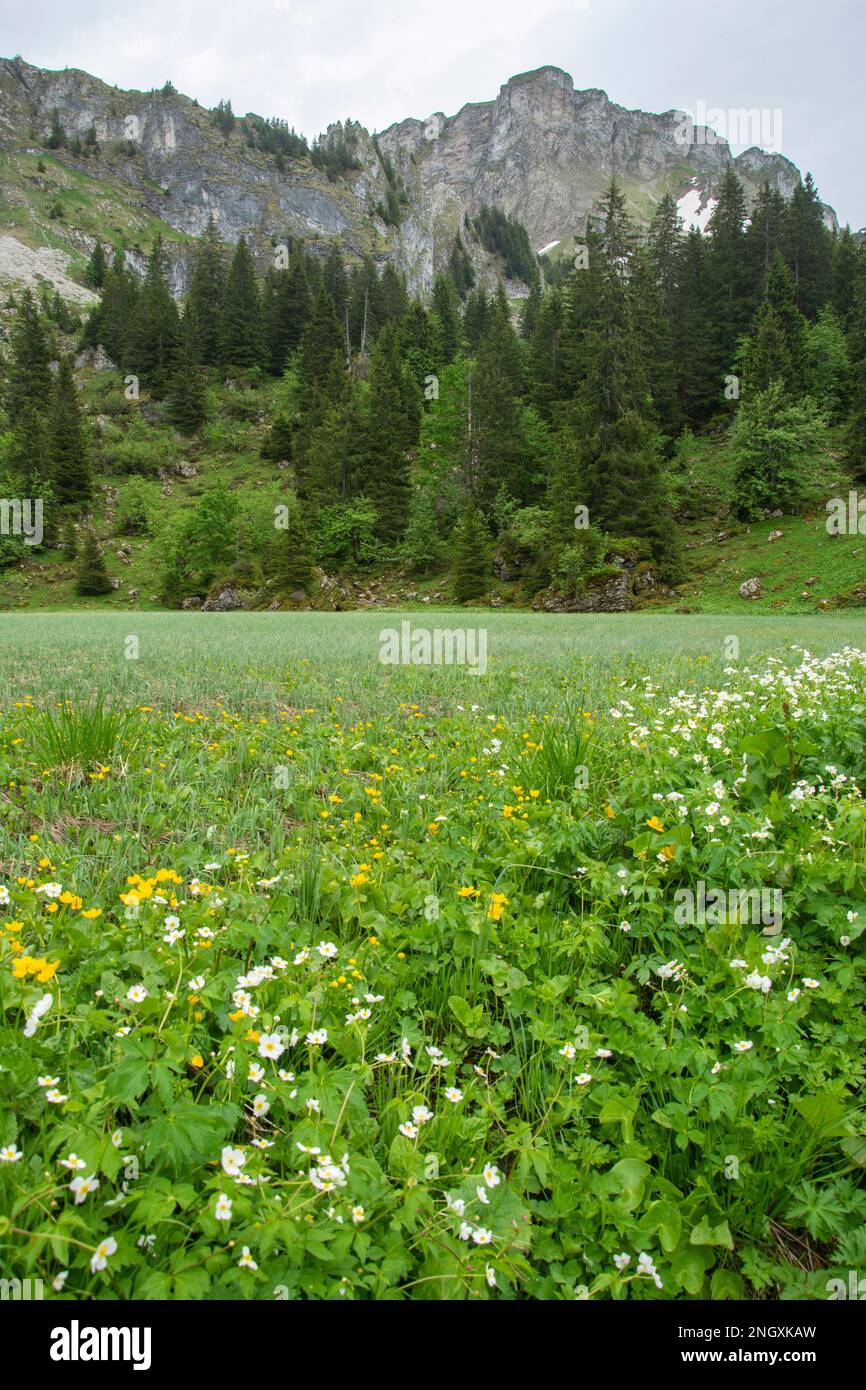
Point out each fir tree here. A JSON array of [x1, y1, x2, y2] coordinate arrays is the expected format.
[[741, 251, 808, 396], [84, 240, 108, 289], [76, 529, 113, 594], [784, 173, 832, 319], [263, 242, 310, 374], [360, 326, 414, 542], [430, 275, 460, 365]]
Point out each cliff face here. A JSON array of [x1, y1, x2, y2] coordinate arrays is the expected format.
[[0, 56, 837, 301]]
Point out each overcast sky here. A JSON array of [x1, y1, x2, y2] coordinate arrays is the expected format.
[[4, 0, 864, 227]]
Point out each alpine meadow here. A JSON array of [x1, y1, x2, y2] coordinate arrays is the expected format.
[[1, 0, 865, 1338]]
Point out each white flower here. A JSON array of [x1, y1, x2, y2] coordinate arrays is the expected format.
[[595, 1048, 613, 1059], [214, 1194, 233, 1222], [802, 977, 820, 989], [0, 886, 9, 905], [745, 970, 772, 994], [317, 941, 338, 959], [126, 985, 148, 1003], [221, 1146, 246, 1176], [618, 920, 632, 932], [472, 1227, 493, 1246], [482, 1163, 501, 1189], [306, 1029, 328, 1047], [412, 1105, 433, 1125], [37, 1075, 59, 1087], [846, 910, 859, 923], [37, 882, 63, 899], [613, 1252, 631, 1272], [60, 1153, 87, 1171], [238, 1246, 258, 1270], [69, 1174, 100, 1204], [458, 1221, 472, 1241], [485, 1263, 497, 1288], [444, 1086, 463, 1103], [252, 1094, 270, 1118], [45, 1089, 68, 1104], [575, 1072, 592, 1086], [787, 987, 801, 1002], [52, 1271, 69, 1291], [90, 1236, 117, 1272], [111, 1130, 123, 1149], [0, 1145, 23, 1163], [258, 1033, 285, 1061], [637, 1250, 663, 1289], [164, 915, 180, 930], [352, 1205, 365, 1224], [476, 1185, 490, 1205], [399, 1122, 419, 1139], [710, 1061, 722, 1075], [446, 1195, 466, 1217], [559, 1043, 576, 1060], [248, 1063, 265, 1083], [732, 1040, 753, 1053]]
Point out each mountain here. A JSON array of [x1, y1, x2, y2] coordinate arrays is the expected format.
[[0, 55, 838, 302]]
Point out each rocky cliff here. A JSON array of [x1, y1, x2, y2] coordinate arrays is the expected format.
[[0, 56, 837, 301]]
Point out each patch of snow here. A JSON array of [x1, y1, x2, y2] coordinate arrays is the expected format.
[[537, 239, 561, 255], [676, 189, 717, 234]]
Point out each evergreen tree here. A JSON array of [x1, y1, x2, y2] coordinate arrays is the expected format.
[[276, 501, 315, 593], [430, 275, 460, 365], [129, 236, 179, 392], [263, 242, 310, 374], [220, 235, 263, 369], [359, 326, 414, 541], [6, 289, 52, 423], [76, 529, 113, 594], [745, 182, 787, 297], [297, 285, 345, 409], [741, 250, 808, 396], [168, 306, 207, 433], [731, 381, 827, 516], [528, 288, 565, 422], [462, 286, 488, 353], [452, 504, 490, 601], [673, 230, 719, 424], [706, 166, 753, 381], [61, 515, 78, 559], [83, 249, 138, 366], [830, 226, 861, 330], [784, 173, 832, 318], [50, 356, 92, 506], [188, 216, 227, 366], [84, 240, 108, 289]]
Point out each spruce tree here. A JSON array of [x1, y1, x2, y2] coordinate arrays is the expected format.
[[168, 306, 207, 433], [83, 249, 138, 366], [430, 275, 460, 364], [706, 166, 752, 378], [277, 502, 315, 593], [50, 356, 92, 507], [452, 504, 490, 602], [188, 216, 227, 366], [741, 251, 808, 396], [76, 529, 113, 595], [360, 326, 413, 542], [6, 289, 52, 423], [84, 240, 108, 289], [129, 236, 179, 392], [784, 173, 832, 319], [220, 235, 263, 369], [263, 243, 310, 374]]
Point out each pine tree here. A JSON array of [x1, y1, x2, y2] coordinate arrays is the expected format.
[[129, 237, 179, 392], [82, 249, 138, 366], [220, 235, 263, 369], [188, 216, 227, 366], [6, 289, 52, 423], [297, 286, 345, 409], [470, 295, 530, 507], [50, 356, 92, 507], [706, 166, 753, 380], [745, 182, 787, 297], [61, 515, 78, 559], [830, 226, 861, 330], [168, 306, 207, 433], [452, 504, 490, 601], [528, 288, 565, 422], [462, 286, 488, 353], [673, 230, 719, 424], [76, 529, 113, 594]]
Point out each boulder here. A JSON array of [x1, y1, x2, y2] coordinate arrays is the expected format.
[[739, 577, 764, 600], [201, 586, 248, 612], [768, 529, 784, 543], [181, 596, 202, 610]]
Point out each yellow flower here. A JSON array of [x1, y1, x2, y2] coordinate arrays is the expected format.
[[458, 886, 478, 898], [36, 959, 60, 983], [350, 872, 369, 888], [604, 805, 616, 819], [190, 1054, 205, 1069], [646, 816, 665, 833], [4, 920, 23, 934], [487, 892, 509, 922], [81, 908, 102, 919]]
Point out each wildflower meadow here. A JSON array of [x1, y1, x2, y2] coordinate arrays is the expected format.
[[1, 611, 865, 1305]]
